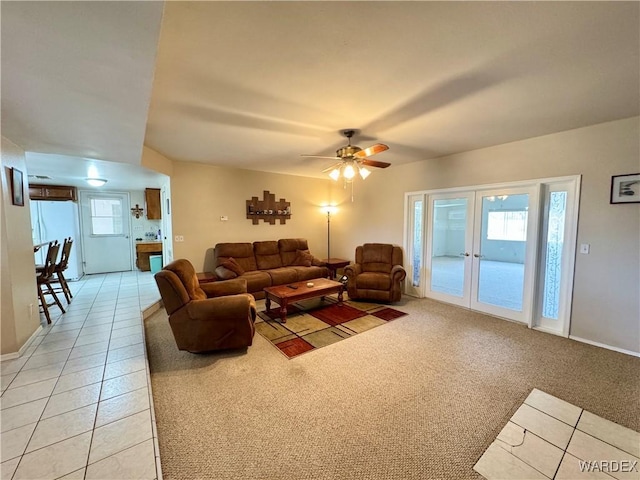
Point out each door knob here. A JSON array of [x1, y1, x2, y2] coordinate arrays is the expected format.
[[473, 253, 484, 258], [459, 253, 470, 257]]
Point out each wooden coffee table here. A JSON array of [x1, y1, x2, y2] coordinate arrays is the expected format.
[[264, 278, 344, 323]]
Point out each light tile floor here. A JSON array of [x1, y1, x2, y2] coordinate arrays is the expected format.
[[474, 388, 640, 480], [0, 271, 162, 480]]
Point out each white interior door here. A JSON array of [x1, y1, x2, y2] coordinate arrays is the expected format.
[[161, 184, 173, 266], [80, 191, 133, 274], [469, 186, 539, 323], [425, 192, 475, 307]]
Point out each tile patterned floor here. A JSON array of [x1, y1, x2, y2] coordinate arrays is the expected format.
[[474, 388, 640, 480], [0, 271, 162, 480]]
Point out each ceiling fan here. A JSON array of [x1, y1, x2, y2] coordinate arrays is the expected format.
[[301, 129, 390, 181]]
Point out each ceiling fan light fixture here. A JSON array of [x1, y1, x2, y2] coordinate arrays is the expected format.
[[329, 168, 341, 181], [343, 164, 356, 180], [358, 166, 371, 180]]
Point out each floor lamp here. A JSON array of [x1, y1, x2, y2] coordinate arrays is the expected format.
[[322, 206, 338, 260]]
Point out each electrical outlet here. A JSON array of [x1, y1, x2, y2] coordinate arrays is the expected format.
[[175, 235, 184, 242], [580, 243, 590, 254], [220, 215, 228, 221]]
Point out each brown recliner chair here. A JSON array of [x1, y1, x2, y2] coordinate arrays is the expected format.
[[344, 244, 406, 303], [154, 259, 257, 353]]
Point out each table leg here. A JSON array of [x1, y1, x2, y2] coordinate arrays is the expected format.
[[265, 297, 271, 312], [327, 267, 337, 279], [280, 300, 288, 323], [338, 286, 344, 304]]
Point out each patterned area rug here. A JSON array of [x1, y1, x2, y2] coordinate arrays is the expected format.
[[255, 297, 408, 358]]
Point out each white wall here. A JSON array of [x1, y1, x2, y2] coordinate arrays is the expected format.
[[1, 137, 40, 355], [171, 161, 337, 272], [332, 117, 640, 354]]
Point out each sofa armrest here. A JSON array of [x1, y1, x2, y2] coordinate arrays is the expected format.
[[185, 294, 254, 321], [344, 264, 362, 277], [312, 256, 326, 267], [391, 265, 407, 282], [201, 278, 248, 298]]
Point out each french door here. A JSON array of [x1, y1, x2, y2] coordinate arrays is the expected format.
[[405, 177, 579, 335]]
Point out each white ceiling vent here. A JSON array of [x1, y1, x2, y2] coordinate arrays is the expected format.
[[28, 175, 52, 180]]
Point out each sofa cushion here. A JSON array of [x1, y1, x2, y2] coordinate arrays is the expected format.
[[267, 267, 299, 285], [356, 271, 391, 290], [215, 242, 257, 272], [291, 266, 328, 281], [221, 257, 244, 276], [254, 241, 283, 270], [293, 249, 313, 267], [215, 265, 238, 280], [362, 243, 393, 273], [239, 270, 272, 293], [278, 238, 310, 266]]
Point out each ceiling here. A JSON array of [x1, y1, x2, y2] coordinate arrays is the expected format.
[[2, 2, 639, 185]]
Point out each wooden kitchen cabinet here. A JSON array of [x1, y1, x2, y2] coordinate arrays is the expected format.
[[29, 184, 77, 201], [145, 188, 161, 219], [136, 242, 162, 271]]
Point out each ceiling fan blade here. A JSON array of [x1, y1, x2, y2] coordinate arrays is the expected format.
[[301, 154, 341, 160], [321, 162, 344, 173], [354, 143, 389, 158], [360, 159, 391, 169]]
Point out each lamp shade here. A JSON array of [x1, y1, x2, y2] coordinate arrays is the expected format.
[[322, 205, 338, 215], [359, 166, 371, 179]]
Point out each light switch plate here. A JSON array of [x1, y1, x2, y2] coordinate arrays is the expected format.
[[579, 243, 590, 254]]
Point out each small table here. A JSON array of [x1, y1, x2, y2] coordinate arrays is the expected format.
[[264, 278, 343, 323], [322, 258, 350, 279], [197, 272, 217, 284]]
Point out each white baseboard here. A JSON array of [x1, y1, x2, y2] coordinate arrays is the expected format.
[[142, 300, 163, 320], [0, 324, 43, 361], [569, 335, 640, 358]]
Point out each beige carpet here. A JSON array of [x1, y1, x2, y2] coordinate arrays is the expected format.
[[144, 297, 640, 480]]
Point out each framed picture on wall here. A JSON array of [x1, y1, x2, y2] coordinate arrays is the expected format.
[[610, 173, 640, 204], [10, 167, 24, 206]]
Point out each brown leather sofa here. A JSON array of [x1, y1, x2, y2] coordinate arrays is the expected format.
[[154, 259, 257, 353], [213, 238, 329, 299], [344, 243, 406, 303]]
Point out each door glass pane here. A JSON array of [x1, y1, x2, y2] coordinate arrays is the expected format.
[[478, 194, 528, 311], [412, 200, 423, 287], [431, 198, 467, 296], [90, 198, 123, 235], [542, 191, 567, 319]]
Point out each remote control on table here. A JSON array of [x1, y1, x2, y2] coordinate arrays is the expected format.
[[287, 285, 298, 289]]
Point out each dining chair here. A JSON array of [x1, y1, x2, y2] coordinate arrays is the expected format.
[[37, 241, 66, 324], [50, 237, 74, 304]]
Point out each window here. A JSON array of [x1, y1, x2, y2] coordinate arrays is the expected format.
[[90, 197, 123, 235], [487, 210, 528, 241]]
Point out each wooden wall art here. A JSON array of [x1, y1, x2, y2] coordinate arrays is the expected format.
[[246, 190, 291, 225]]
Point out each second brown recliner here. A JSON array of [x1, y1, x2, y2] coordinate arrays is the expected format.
[[154, 259, 257, 353], [344, 243, 406, 303]]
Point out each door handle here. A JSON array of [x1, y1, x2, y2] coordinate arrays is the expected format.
[[473, 253, 484, 258], [459, 253, 470, 257]]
